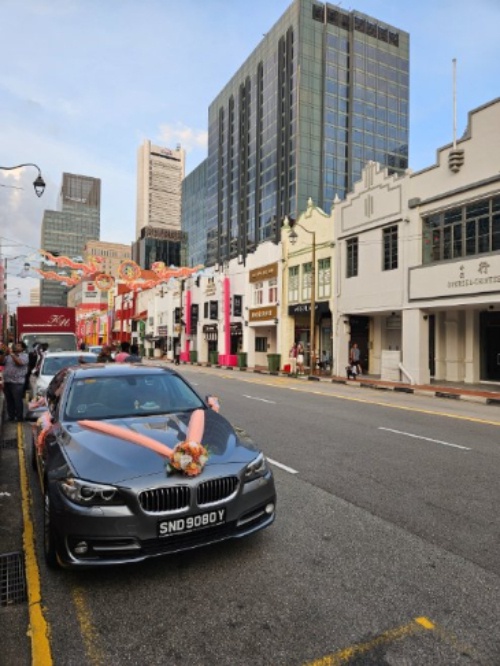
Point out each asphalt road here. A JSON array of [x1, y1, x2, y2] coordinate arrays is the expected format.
[[8, 366, 500, 665]]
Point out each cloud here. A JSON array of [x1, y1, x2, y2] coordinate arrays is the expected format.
[[158, 123, 208, 153]]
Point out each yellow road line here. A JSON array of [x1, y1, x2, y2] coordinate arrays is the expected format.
[[215, 371, 500, 427], [71, 586, 106, 666], [304, 616, 435, 665], [18, 424, 53, 665]]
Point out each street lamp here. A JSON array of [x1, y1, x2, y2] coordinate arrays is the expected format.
[[288, 220, 317, 375], [0, 163, 46, 197]]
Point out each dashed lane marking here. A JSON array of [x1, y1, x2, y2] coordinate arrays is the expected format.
[[379, 427, 472, 451]]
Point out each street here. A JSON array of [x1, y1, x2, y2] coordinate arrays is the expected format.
[[6, 366, 500, 664]]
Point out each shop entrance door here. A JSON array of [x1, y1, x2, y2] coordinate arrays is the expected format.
[[481, 312, 500, 381]]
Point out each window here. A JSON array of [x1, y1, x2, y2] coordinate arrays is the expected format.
[[346, 238, 358, 277], [383, 225, 398, 270], [318, 258, 331, 298], [288, 266, 299, 302], [253, 281, 264, 305], [268, 278, 278, 303], [422, 196, 500, 263], [255, 337, 267, 352], [302, 263, 312, 300]]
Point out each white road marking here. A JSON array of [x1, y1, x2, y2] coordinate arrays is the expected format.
[[379, 427, 471, 451], [243, 394, 276, 404], [267, 458, 299, 474]]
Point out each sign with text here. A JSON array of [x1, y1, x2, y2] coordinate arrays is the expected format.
[[249, 305, 277, 322], [249, 262, 278, 283], [409, 256, 500, 300]]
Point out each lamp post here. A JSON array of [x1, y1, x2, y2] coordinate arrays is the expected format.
[[288, 221, 317, 375], [0, 163, 46, 197]]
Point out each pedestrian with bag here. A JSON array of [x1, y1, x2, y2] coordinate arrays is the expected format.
[[349, 342, 362, 376]]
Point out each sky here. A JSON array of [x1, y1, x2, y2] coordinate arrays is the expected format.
[[1, 0, 499, 305]]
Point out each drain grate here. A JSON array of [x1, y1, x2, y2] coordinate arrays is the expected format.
[[0, 552, 28, 607], [0, 438, 18, 450]]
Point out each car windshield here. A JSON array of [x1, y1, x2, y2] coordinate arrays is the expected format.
[[23, 334, 77, 352], [42, 354, 97, 376], [64, 372, 205, 420]]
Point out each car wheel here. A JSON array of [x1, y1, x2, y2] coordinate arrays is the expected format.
[[44, 487, 60, 569]]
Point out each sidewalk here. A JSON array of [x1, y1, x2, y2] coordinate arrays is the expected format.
[[168, 359, 500, 407]]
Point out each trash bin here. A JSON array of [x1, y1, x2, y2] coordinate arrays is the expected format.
[[209, 351, 219, 365], [237, 352, 247, 369], [267, 353, 281, 373], [189, 350, 198, 364]]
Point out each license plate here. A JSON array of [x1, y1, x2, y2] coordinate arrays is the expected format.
[[158, 509, 226, 537]]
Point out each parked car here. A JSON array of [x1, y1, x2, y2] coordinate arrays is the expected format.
[[29, 351, 98, 399], [88, 345, 102, 355], [29, 363, 276, 569]]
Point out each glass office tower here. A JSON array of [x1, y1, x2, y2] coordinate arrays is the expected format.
[[201, 0, 409, 266], [40, 173, 101, 305]]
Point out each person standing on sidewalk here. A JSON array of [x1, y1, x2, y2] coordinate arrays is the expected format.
[[0, 342, 29, 421], [296, 342, 305, 375], [349, 342, 362, 376], [289, 342, 298, 375]]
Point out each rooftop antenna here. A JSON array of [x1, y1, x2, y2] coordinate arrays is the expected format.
[[452, 57, 457, 149], [449, 57, 464, 173]]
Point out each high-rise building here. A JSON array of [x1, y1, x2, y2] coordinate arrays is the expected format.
[[132, 226, 184, 272], [136, 140, 185, 237], [184, 0, 409, 266], [40, 173, 101, 306], [84, 240, 131, 280], [181, 159, 208, 268]]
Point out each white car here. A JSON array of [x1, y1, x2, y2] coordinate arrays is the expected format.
[[30, 351, 97, 399]]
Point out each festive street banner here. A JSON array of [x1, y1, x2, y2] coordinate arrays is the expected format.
[[4, 250, 207, 291]]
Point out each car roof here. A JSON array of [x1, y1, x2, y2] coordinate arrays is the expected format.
[[42, 351, 97, 358], [68, 363, 178, 379]]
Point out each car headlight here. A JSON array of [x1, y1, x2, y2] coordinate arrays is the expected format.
[[59, 477, 123, 506], [244, 452, 269, 482]]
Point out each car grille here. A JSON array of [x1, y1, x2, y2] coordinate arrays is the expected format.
[[139, 486, 190, 513], [197, 477, 239, 506]]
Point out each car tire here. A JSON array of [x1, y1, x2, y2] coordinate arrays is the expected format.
[[44, 487, 60, 569]]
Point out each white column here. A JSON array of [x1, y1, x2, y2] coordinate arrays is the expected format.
[[334, 315, 351, 377], [402, 308, 430, 385], [464, 309, 479, 383], [445, 310, 463, 381]]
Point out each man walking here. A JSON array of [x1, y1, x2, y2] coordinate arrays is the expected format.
[[0, 343, 29, 421]]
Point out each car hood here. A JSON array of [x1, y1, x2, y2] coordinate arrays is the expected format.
[[60, 410, 260, 484]]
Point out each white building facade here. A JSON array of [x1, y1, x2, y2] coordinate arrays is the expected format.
[[334, 98, 500, 385]]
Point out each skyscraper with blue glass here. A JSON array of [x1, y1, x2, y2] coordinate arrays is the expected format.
[[185, 0, 409, 267]]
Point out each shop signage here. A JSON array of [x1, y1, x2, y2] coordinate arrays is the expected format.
[[288, 301, 330, 316], [230, 322, 243, 336], [249, 305, 278, 322], [409, 255, 500, 300], [158, 325, 168, 336], [249, 262, 278, 283]]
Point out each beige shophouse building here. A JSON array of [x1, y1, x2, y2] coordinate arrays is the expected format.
[[334, 97, 500, 386]]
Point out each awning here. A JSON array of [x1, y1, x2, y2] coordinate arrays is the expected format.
[[132, 310, 148, 321], [203, 324, 218, 341], [230, 322, 243, 336]]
